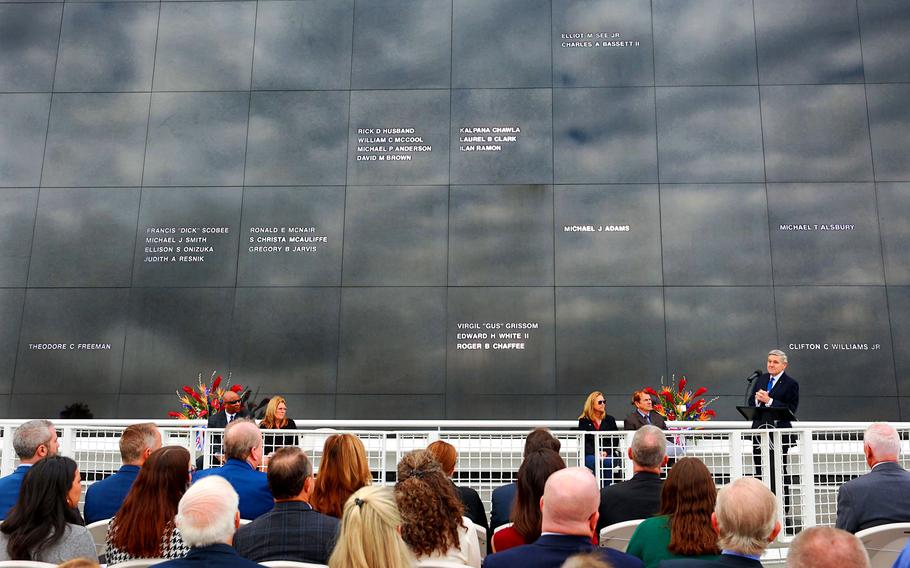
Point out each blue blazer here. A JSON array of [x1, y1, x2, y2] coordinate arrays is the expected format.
[[156, 543, 262, 568], [483, 534, 644, 568], [193, 459, 274, 520], [84, 465, 140, 523], [490, 482, 517, 531], [0, 465, 30, 519]]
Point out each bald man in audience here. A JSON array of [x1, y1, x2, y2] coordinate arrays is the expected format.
[[835, 422, 910, 533], [483, 467, 643, 568], [786, 527, 869, 568], [597, 425, 668, 532]]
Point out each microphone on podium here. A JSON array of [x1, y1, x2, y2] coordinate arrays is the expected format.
[[745, 369, 762, 383]]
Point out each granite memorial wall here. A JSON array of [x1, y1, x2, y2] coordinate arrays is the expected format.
[[0, 0, 908, 420]]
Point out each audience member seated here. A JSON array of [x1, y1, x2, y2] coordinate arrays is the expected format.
[[192, 419, 274, 519], [490, 428, 561, 532], [578, 391, 619, 481], [311, 433, 373, 519], [395, 449, 481, 567], [207, 388, 250, 428], [234, 447, 339, 564], [84, 422, 161, 524], [427, 440, 490, 533], [624, 390, 668, 431], [492, 448, 566, 553], [786, 526, 869, 568], [104, 446, 192, 564], [598, 424, 668, 532], [0, 419, 58, 519], [626, 457, 720, 567], [156, 476, 260, 568], [0, 456, 95, 563], [328, 485, 414, 568], [660, 477, 780, 568], [58, 558, 101, 568], [835, 422, 910, 533], [483, 468, 643, 568], [259, 395, 297, 454], [561, 553, 614, 568]]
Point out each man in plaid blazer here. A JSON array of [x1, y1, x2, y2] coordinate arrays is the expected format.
[[233, 447, 339, 564]]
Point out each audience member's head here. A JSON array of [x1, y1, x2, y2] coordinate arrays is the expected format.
[[659, 457, 719, 556], [561, 552, 613, 568], [863, 422, 900, 467], [328, 485, 414, 568], [267, 446, 313, 501], [260, 395, 289, 429], [1, 456, 82, 560], [395, 450, 464, 558], [714, 477, 781, 556], [109, 445, 192, 558], [13, 419, 58, 463], [786, 526, 869, 568], [579, 391, 606, 421], [540, 467, 599, 537], [119, 422, 161, 466], [524, 427, 561, 457], [512, 448, 567, 543], [175, 476, 240, 548], [629, 425, 668, 472], [223, 418, 263, 467], [426, 440, 457, 477], [312, 433, 372, 518], [57, 559, 101, 568]]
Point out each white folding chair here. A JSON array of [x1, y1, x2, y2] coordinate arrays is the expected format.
[[473, 520, 487, 558], [0, 562, 58, 568], [856, 522, 910, 568], [86, 517, 111, 557], [598, 518, 644, 552], [260, 562, 329, 568], [108, 559, 168, 568]]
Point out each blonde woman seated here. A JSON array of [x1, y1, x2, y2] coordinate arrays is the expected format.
[[395, 450, 481, 567], [258, 395, 297, 454], [328, 485, 414, 568]]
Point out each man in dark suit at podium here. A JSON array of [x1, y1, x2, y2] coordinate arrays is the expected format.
[[747, 349, 799, 429]]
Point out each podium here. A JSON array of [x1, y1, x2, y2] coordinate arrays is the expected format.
[[736, 406, 796, 428]]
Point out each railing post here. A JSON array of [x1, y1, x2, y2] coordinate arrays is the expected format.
[[593, 432, 601, 486], [1, 425, 16, 476], [799, 428, 817, 529], [729, 431, 744, 480], [58, 425, 74, 457]]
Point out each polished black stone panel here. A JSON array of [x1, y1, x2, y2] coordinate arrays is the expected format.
[[450, 89, 553, 185], [230, 287, 339, 394], [55, 2, 158, 92], [452, 0, 550, 88], [754, 0, 863, 84], [337, 287, 446, 394], [252, 0, 353, 90], [449, 185, 554, 286], [9, 395, 118, 419], [656, 87, 764, 183], [800, 396, 900, 422], [887, 287, 910, 396], [237, 187, 344, 287], [337, 395, 445, 420], [653, 0, 757, 86], [878, 183, 910, 285], [14, 288, 129, 393], [665, 287, 778, 396], [143, 93, 249, 187], [0, 290, 25, 394], [775, 286, 896, 397], [448, 394, 557, 420], [0, 94, 49, 188], [120, 287, 235, 393], [552, 0, 653, 88], [0, 189, 38, 287], [867, 84, 910, 182], [761, 85, 873, 183], [266, 394, 336, 420], [29, 187, 140, 287], [342, 186, 447, 286], [153, 2, 256, 91], [446, 287, 555, 394], [347, 90, 450, 186], [352, 0, 450, 89], [117, 394, 188, 419], [245, 91, 349, 186], [858, 0, 910, 83], [43, 93, 150, 187], [556, 287, 666, 394], [767, 183, 884, 285], [131, 187, 242, 287], [554, 185, 661, 286], [661, 184, 772, 286], [553, 88, 657, 184], [0, 4, 61, 92]]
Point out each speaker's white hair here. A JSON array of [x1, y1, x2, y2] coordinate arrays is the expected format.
[[176, 476, 238, 547]]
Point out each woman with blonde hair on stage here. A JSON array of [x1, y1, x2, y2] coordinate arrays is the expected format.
[[258, 395, 297, 453], [311, 433, 373, 518], [577, 390, 619, 479]]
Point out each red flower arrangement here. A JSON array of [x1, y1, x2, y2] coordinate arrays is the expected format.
[[169, 371, 247, 419], [644, 375, 718, 421]]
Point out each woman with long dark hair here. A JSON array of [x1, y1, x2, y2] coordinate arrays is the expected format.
[[0, 456, 96, 563], [626, 457, 721, 567], [104, 446, 192, 563]]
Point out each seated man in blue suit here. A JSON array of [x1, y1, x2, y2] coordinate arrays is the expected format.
[[193, 418, 273, 520], [157, 476, 261, 568], [483, 467, 643, 568], [0, 419, 58, 518], [84, 422, 162, 523]]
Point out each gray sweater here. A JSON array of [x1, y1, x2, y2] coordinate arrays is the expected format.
[[0, 523, 97, 564]]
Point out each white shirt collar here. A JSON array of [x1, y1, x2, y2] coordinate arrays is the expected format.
[[771, 371, 784, 381]]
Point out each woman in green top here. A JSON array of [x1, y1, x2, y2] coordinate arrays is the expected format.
[[626, 457, 721, 568]]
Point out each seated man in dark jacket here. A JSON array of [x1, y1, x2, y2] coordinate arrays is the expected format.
[[598, 424, 668, 532]]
